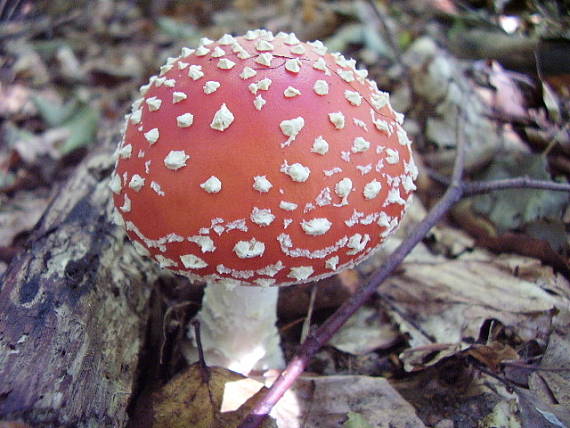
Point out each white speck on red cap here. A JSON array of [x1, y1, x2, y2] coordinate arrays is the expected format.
[[347, 233, 370, 255], [284, 86, 301, 98], [313, 80, 329, 95], [109, 174, 122, 194], [279, 201, 298, 211], [210, 103, 235, 131], [144, 128, 159, 144], [180, 254, 208, 269], [283, 33, 300, 45], [328, 112, 345, 129], [385, 148, 400, 164], [188, 235, 216, 253], [255, 53, 273, 67], [308, 40, 327, 55], [195, 46, 210, 56], [234, 239, 265, 258], [288, 266, 314, 281], [150, 181, 165, 196], [352, 137, 371, 153], [119, 144, 133, 159], [325, 256, 339, 270], [164, 150, 190, 170], [177, 113, 194, 128], [282, 162, 310, 182], [338, 70, 355, 83], [188, 65, 204, 80], [345, 90, 363, 106], [253, 176, 272, 192], [240, 67, 257, 79], [180, 47, 194, 57], [200, 176, 222, 193], [130, 109, 142, 124], [301, 218, 332, 236], [172, 92, 187, 103], [211, 46, 225, 57], [146, 97, 162, 112], [335, 177, 353, 202], [251, 207, 276, 226], [253, 95, 266, 110], [311, 136, 329, 155], [285, 58, 301, 73], [363, 180, 381, 199], [290, 44, 306, 55], [218, 34, 236, 45], [203, 81, 221, 94], [255, 39, 274, 51], [217, 58, 236, 70], [120, 194, 131, 212], [280, 117, 305, 147], [129, 174, 145, 191]]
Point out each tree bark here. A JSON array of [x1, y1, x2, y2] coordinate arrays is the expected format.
[[0, 135, 157, 427]]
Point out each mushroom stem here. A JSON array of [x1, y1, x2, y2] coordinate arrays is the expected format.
[[186, 283, 285, 375]]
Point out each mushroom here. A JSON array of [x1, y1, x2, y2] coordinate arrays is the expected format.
[[111, 29, 417, 375]]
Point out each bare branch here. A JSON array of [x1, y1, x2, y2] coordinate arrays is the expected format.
[[462, 176, 570, 195]]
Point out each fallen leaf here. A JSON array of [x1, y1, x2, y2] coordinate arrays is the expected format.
[[131, 364, 276, 428], [0, 191, 50, 247], [342, 411, 375, 428], [383, 250, 565, 350], [329, 306, 399, 355], [472, 153, 568, 233], [467, 342, 520, 372], [290, 375, 427, 427]]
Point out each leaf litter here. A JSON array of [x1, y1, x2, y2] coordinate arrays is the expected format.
[[1, 1, 569, 427]]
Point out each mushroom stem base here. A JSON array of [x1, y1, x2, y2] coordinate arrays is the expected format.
[[183, 283, 285, 375]]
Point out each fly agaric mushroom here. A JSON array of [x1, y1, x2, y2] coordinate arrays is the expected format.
[[111, 29, 417, 374]]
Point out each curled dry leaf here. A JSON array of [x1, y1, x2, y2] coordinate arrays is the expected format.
[[524, 331, 570, 427], [385, 249, 567, 367], [129, 363, 276, 428], [329, 306, 399, 355], [289, 375, 427, 428]]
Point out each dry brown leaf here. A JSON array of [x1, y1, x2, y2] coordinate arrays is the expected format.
[[385, 251, 565, 351], [467, 342, 520, 372], [329, 306, 400, 355], [0, 191, 50, 247], [131, 364, 276, 428], [524, 331, 570, 427], [288, 375, 427, 428]]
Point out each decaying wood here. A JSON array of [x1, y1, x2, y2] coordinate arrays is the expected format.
[[0, 134, 158, 427]]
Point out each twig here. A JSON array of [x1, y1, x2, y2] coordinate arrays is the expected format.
[[238, 114, 469, 428], [462, 177, 570, 195], [429, 170, 570, 195]]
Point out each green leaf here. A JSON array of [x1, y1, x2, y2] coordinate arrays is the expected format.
[[343, 412, 374, 428], [33, 95, 79, 127], [58, 103, 100, 155], [472, 154, 568, 232], [156, 17, 199, 40]]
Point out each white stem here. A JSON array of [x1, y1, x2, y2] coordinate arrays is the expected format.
[[185, 283, 285, 375]]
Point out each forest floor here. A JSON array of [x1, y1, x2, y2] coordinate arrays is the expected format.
[[1, 1, 569, 427]]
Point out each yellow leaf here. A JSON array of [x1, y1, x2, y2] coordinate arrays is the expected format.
[[147, 364, 277, 428]]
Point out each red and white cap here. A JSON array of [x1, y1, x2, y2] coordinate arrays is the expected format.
[[111, 29, 417, 287]]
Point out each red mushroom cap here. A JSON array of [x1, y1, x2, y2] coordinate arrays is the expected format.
[[111, 29, 417, 286]]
